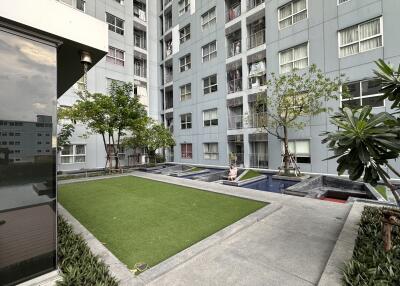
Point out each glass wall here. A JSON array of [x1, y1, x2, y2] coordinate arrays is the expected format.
[[0, 28, 57, 285]]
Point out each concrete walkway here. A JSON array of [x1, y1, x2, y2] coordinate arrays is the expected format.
[[129, 172, 352, 286]]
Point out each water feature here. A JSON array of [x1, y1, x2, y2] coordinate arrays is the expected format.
[[241, 174, 299, 193]]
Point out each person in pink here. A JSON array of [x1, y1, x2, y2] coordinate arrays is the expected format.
[[228, 165, 238, 181]]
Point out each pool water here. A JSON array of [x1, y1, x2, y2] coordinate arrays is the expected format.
[[242, 176, 299, 193]]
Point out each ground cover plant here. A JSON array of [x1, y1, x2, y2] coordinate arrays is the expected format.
[[240, 170, 262, 181], [343, 206, 400, 285], [57, 216, 118, 286], [59, 176, 266, 269]]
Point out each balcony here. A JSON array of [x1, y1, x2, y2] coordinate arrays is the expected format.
[[228, 114, 243, 130], [248, 112, 267, 128], [249, 153, 268, 168], [228, 40, 241, 58], [134, 59, 147, 78], [247, 0, 265, 11], [248, 60, 267, 89], [247, 29, 265, 49], [133, 0, 146, 21], [165, 14, 173, 31], [227, 78, 242, 94], [134, 30, 146, 50], [164, 67, 173, 84], [165, 91, 173, 109], [226, 2, 241, 23], [165, 40, 173, 58]]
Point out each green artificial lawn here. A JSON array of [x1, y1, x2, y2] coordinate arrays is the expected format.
[[375, 185, 387, 199], [240, 170, 262, 181], [59, 176, 266, 269]]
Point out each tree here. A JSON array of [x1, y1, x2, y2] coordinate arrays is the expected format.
[[374, 59, 400, 109], [65, 81, 147, 170], [322, 107, 400, 205], [57, 107, 75, 151], [124, 120, 175, 164], [255, 64, 344, 175]]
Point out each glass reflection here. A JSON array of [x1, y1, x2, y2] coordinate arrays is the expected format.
[[0, 29, 57, 285]]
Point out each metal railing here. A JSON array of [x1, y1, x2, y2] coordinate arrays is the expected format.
[[165, 18, 173, 31], [164, 72, 173, 84], [247, 29, 265, 49], [226, 4, 241, 23], [227, 40, 241, 58], [229, 153, 244, 166], [227, 78, 242, 94], [134, 36, 146, 50], [134, 8, 146, 21], [247, 0, 265, 10], [249, 153, 268, 168], [165, 100, 173, 109], [248, 75, 267, 89], [228, 114, 243, 130], [134, 66, 146, 78], [248, 112, 267, 128]]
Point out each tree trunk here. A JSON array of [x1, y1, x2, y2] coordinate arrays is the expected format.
[[101, 133, 109, 172], [283, 126, 290, 175], [383, 222, 392, 252]]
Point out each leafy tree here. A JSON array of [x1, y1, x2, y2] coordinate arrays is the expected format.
[[322, 106, 400, 206], [254, 64, 344, 175], [124, 120, 175, 164], [57, 123, 75, 150], [374, 59, 400, 109], [65, 81, 147, 170]]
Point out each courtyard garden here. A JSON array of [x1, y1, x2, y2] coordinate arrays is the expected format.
[[58, 176, 266, 271]]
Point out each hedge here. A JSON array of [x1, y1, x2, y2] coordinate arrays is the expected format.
[[343, 206, 400, 285], [57, 216, 119, 286]]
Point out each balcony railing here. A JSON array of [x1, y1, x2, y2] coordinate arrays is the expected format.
[[227, 78, 242, 94], [134, 37, 146, 50], [229, 152, 244, 166], [228, 40, 241, 58], [134, 8, 146, 21], [248, 112, 267, 128], [228, 114, 243, 130], [247, 29, 265, 49], [134, 67, 146, 78], [249, 75, 267, 89], [164, 73, 173, 84], [226, 4, 241, 23], [247, 0, 265, 10], [165, 101, 173, 109], [165, 18, 173, 31], [249, 153, 268, 168]]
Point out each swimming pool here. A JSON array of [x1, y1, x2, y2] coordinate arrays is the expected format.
[[242, 175, 299, 193]]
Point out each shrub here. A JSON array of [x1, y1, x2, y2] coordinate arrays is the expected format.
[[343, 207, 400, 285], [57, 216, 119, 286]]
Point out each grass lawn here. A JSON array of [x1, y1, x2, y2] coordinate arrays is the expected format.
[[239, 170, 262, 181], [375, 185, 387, 199], [59, 176, 266, 269]]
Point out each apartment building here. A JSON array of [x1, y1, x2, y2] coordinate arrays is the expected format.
[[58, 0, 400, 176], [158, 0, 400, 175], [57, 0, 159, 171]]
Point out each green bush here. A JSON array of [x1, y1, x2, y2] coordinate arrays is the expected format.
[[57, 216, 119, 286], [343, 207, 400, 286]]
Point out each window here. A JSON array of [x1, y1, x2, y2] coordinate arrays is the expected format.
[[338, 0, 350, 4], [279, 43, 308, 73], [106, 46, 125, 66], [134, 29, 146, 49], [134, 58, 147, 77], [180, 83, 192, 101], [106, 78, 125, 91], [203, 74, 218, 94], [178, 0, 190, 16], [203, 108, 218, 127], [284, 140, 310, 163], [134, 0, 146, 21], [60, 144, 86, 164], [201, 7, 216, 30], [278, 0, 307, 29], [114, 0, 124, 4], [202, 41, 217, 62], [180, 54, 191, 72], [179, 24, 191, 44], [338, 17, 383, 58], [106, 13, 124, 35], [60, 0, 85, 11], [204, 143, 219, 160], [181, 143, 193, 159], [180, 113, 192, 129], [342, 79, 384, 108]]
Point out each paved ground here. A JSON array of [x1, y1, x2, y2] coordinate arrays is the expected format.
[[131, 172, 352, 286], [58, 172, 352, 286]]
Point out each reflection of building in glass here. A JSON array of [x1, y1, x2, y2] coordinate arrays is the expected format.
[[0, 115, 52, 164]]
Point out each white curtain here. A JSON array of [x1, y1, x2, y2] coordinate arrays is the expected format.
[[294, 44, 308, 60], [279, 3, 292, 20], [295, 140, 310, 155], [359, 19, 380, 40], [360, 37, 382, 52], [340, 26, 358, 46], [293, 0, 306, 13], [280, 49, 293, 65], [340, 43, 359, 57]]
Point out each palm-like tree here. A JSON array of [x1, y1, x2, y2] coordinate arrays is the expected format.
[[374, 59, 400, 109], [322, 106, 400, 205]]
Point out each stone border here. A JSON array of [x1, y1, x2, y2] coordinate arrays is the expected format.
[[58, 175, 281, 285], [317, 202, 365, 286], [223, 175, 266, 187]]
